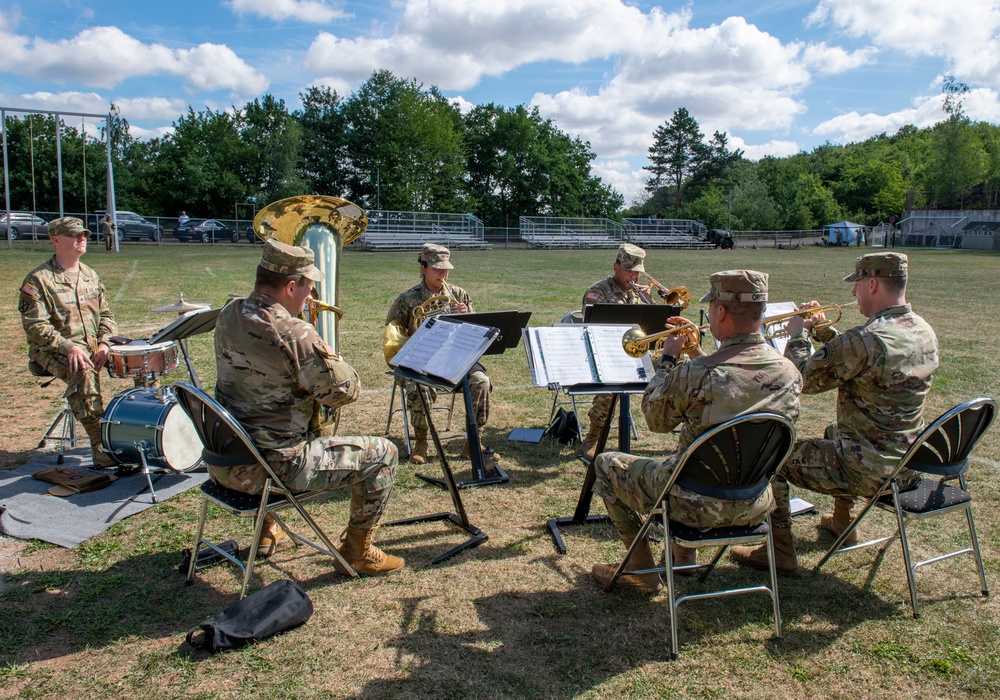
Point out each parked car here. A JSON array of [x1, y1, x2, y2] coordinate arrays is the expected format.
[[245, 224, 261, 243], [705, 228, 734, 249], [173, 218, 239, 243], [86, 211, 162, 242], [1, 212, 48, 240]]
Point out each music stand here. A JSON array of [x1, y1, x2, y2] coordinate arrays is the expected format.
[[149, 307, 222, 390], [415, 310, 529, 489], [584, 302, 681, 335]]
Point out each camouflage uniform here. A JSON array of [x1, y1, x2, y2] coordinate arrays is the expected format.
[[581, 243, 647, 428], [594, 271, 802, 540], [771, 254, 938, 526], [19, 251, 117, 425], [214, 241, 397, 530], [385, 279, 490, 430]]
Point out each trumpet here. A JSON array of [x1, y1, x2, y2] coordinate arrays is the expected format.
[[631, 273, 691, 310], [622, 321, 710, 358], [761, 300, 858, 340]]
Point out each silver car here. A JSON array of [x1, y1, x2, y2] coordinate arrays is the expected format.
[[1, 212, 49, 240]]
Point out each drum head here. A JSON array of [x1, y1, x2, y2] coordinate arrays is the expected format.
[[161, 399, 203, 472]]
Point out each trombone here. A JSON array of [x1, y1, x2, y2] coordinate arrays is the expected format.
[[630, 272, 691, 310], [761, 300, 858, 339], [622, 321, 710, 358]]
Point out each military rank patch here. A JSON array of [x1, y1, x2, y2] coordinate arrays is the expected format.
[[21, 282, 39, 299]]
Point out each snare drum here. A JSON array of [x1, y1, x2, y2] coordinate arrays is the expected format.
[[107, 340, 179, 379], [101, 387, 203, 472]]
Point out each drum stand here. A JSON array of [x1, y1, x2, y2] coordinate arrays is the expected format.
[[127, 377, 168, 502], [38, 400, 77, 465]]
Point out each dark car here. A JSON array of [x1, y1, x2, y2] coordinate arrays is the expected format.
[[173, 218, 239, 243], [706, 228, 734, 249], [86, 211, 162, 242], [1, 212, 48, 240], [245, 224, 262, 243]]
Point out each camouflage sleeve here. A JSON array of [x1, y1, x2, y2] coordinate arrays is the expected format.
[[459, 288, 474, 313], [284, 320, 360, 409], [581, 282, 604, 313], [97, 279, 117, 345], [789, 328, 872, 395], [641, 359, 689, 434], [19, 275, 75, 356], [386, 294, 407, 327]]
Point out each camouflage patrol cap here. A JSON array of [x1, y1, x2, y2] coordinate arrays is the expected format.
[[699, 269, 769, 303], [616, 243, 646, 272], [843, 252, 908, 282], [47, 216, 90, 238], [420, 243, 454, 270], [259, 239, 325, 281]]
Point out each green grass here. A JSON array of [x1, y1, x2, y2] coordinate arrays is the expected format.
[[1, 242, 999, 698]]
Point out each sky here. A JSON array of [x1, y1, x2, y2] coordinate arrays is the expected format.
[[2, 0, 1000, 204]]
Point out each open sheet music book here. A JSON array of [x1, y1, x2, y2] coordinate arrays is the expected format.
[[523, 325, 655, 387], [762, 301, 799, 355], [390, 317, 499, 385]]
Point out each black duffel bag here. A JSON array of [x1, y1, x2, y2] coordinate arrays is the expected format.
[[186, 579, 313, 653]]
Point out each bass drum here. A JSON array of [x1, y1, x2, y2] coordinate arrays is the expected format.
[[101, 387, 204, 472]]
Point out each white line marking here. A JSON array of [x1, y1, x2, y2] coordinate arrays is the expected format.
[[114, 260, 139, 302], [970, 456, 1000, 469], [204, 267, 215, 278]]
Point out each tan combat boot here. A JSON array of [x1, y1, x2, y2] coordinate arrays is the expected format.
[[81, 417, 116, 469], [671, 543, 698, 577], [820, 497, 862, 546], [336, 527, 405, 576], [591, 538, 662, 594], [730, 526, 799, 573], [460, 429, 484, 458], [256, 513, 287, 558], [580, 420, 603, 462], [409, 429, 429, 465]]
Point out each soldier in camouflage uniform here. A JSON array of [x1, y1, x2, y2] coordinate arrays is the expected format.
[[579, 243, 652, 461], [592, 270, 802, 593], [385, 243, 491, 465], [19, 217, 118, 467], [732, 252, 939, 573], [214, 239, 403, 575]]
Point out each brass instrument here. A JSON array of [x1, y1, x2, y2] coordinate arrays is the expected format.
[[632, 272, 691, 311], [622, 321, 710, 358], [761, 300, 858, 340], [253, 195, 367, 434], [383, 294, 463, 368]]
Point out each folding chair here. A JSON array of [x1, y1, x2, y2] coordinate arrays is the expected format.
[[29, 359, 77, 464], [385, 377, 459, 456], [813, 397, 997, 618], [172, 381, 357, 599], [604, 412, 796, 659]]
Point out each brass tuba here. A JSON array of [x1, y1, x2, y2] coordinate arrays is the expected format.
[[253, 195, 367, 355]]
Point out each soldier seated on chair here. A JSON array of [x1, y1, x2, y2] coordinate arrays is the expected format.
[[213, 239, 404, 575], [19, 216, 118, 468], [732, 253, 939, 574], [591, 270, 801, 594]]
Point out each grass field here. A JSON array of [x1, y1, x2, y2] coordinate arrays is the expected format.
[[1, 242, 999, 699]]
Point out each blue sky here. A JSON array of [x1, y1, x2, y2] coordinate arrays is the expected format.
[[2, 0, 999, 202]]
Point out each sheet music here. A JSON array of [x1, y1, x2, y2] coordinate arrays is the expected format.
[[392, 318, 497, 385], [586, 326, 652, 384], [523, 325, 652, 387], [763, 301, 799, 355]]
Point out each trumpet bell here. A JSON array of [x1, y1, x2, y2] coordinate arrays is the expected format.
[[622, 328, 648, 358], [664, 286, 691, 311]]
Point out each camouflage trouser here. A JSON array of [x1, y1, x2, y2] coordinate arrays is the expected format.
[[405, 363, 490, 433], [32, 348, 105, 423], [594, 451, 773, 541], [772, 423, 917, 528], [586, 394, 614, 430], [209, 435, 398, 530]]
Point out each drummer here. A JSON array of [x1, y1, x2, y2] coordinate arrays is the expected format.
[[19, 217, 118, 467]]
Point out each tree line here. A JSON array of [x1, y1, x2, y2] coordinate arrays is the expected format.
[[4, 72, 999, 230]]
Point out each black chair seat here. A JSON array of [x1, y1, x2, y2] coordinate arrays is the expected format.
[[878, 478, 972, 514], [28, 360, 52, 377], [670, 519, 769, 542], [201, 479, 287, 512]]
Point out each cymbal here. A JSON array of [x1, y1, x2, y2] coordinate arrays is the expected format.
[[153, 299, 209, 313]]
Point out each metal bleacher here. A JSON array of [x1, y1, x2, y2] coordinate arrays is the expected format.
[[623, 218, 715, 249], [357, 210, 491, 251], [520, 217, 623, 248]]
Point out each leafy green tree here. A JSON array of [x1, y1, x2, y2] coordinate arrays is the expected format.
[[644, 107, 709, 209], [930, 76, 985, 207], [239, 94, 306, 207], [296, 86, 350, 197]]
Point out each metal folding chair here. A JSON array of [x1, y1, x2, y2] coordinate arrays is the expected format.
[[604, 412, 796, 659], [28, 360, 77, 464], [172, 381, 358, 599], [813, 397, 996, 618]]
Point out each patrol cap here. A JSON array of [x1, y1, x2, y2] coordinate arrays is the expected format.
[[616, 243, 646, 272], [699, 269, 769, 303], [47, 216, 90, 238], [843, 252, 908, 282], [420, 243, 454, 270], [258, 239, 325, 282]]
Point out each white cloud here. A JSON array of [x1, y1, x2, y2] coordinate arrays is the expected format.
[[114, 97, 188, 121], [800, 42, 878, 75], [0, 24, 267, 95], [730, 137, 802, 161], [128, 125, 175, 141], [225, 0, 348, 24], [4, 90, 110, 115]]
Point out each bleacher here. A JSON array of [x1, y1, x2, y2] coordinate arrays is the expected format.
[[356, 210, 492, 251], [623, 218, 715, 249], [520, 217, 623, 248]]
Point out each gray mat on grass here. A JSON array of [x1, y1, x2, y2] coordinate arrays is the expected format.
[[0, 448, 207, 548]]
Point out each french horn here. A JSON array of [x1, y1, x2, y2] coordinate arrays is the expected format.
[[383, 294, 463, 367]]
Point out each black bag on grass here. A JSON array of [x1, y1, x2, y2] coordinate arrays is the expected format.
[[185, 579, 313, 653], [545, 408, 580, 446]]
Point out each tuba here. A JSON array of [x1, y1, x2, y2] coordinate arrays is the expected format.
[[253, 195, 367, 433], [253, 195, 367, 354]]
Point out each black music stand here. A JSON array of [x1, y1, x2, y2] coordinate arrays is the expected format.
[[546, 383, 647, 554], [412, 310, 530, 489], [149, 306, 222, 390], [383, 371, 488, 564], [584, 302, 681, 335]]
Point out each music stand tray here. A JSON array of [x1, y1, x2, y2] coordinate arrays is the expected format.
[[584, 303, 680, 335]]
